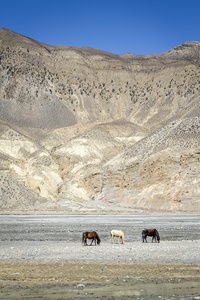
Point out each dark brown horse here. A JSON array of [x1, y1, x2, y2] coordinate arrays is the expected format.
[[82, 231, 101, 246], [142, 229, 160, 243]]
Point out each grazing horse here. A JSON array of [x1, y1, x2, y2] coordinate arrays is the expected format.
[[142, 229, 160, 243], [110, 230, 125, 244], [82, 231, 101, 246]]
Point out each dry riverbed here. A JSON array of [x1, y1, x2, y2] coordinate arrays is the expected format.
[[0, 214, 200, 299]]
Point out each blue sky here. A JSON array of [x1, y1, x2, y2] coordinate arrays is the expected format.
[[0, 0, 199, 55]]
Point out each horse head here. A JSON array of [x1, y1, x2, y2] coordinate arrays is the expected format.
[[82, 232, 85, 244], [156, 230, 160, 243], [142, 229, 146, 242], [96, 233, 101, 245]]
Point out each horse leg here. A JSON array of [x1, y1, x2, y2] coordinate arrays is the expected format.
[[90, 238, 93, 246]]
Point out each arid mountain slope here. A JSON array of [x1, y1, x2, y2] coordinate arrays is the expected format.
[[0, 28, 200, 212]]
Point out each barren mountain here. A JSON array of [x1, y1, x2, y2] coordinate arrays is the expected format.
[[0, 28, 200, 213]]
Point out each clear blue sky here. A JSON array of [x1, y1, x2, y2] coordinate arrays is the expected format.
[[0, 0, 199, 55]]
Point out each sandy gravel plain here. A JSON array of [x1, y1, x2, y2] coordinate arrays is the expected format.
[[0, 214, 200, 299]]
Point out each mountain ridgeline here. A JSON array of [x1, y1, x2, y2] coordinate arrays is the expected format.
[[0, 28, 200, 213]]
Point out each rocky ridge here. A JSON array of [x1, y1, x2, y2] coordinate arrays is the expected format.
[[0, 28, 200, 213]]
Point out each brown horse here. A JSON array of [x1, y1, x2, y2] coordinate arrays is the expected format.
[[82, 231, 101, 246], [142, 229, 160, 243]]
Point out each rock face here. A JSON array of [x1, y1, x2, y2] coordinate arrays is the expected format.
[[0, 28, 200, 213]]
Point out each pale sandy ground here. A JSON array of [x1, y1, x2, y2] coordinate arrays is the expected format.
[[0, 214, 200, 299]]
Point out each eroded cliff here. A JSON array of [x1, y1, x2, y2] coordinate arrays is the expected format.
[[0, 28, 200, 212]]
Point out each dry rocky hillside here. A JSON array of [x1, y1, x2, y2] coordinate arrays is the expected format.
[[0, 28, 200, 213]]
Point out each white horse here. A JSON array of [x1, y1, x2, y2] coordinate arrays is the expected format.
[[110, 230, 125, 244]]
